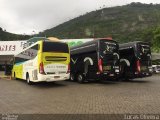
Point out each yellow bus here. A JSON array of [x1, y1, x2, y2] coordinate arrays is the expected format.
[[12, 39, 70, 84]]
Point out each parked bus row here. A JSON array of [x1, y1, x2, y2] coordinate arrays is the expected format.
[[11, 37, 152, 84], [70, 38, 152, 83]]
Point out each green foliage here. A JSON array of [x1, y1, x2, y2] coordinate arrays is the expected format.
[[0, 28, 30, 41], [1, 2, 160, 53], [152, 59, 160, 65], [0, 27, 3, 31], [152, 27, 160, 52], [37, 3, 160, 53]]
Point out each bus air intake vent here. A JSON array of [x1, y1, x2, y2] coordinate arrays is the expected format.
[[46, 72, 56, 74]]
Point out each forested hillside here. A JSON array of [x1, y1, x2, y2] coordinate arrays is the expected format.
[[1, 2, 160, 52], [39, 2, 160, 52], [0, 27, 29, 41]]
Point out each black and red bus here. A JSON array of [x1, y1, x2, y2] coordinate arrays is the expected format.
[[119, 41, 152, 80], [70, 38, 120, 83]]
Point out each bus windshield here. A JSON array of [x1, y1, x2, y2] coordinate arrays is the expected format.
[[43, 41, 69, 53]]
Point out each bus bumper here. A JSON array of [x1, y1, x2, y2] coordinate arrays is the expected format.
[[135, 72, 152, 78], [33, 74, 70, 82], [99, 72, 120, 80]]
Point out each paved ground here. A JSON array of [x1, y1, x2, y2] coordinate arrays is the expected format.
[[0, 75, 160, 119]]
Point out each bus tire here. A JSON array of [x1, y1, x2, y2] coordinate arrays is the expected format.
[[120, 64, 129, 81], [70, 74, 75, 81], [77, 73, 85, 83], [123, 67, 129, 81], [26, 73, 33, 85]]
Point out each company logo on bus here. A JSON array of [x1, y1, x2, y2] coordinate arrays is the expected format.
[[46, 65, 66, 69]]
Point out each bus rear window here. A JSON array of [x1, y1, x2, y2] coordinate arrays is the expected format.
[[43, 42, 69, 53], [100, 41, 118, 54], [139, 44, 151, 55]]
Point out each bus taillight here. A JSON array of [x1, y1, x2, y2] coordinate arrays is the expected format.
[[67, 64, 70, 74], [39, 62, 45, 74], [137, 60, 141, 73], [98, 59, 103, 73]]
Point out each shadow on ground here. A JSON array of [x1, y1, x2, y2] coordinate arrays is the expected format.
[[33, 82, 67, 88], [66, 79, 119, 85], [120, 79, 151, 84], [14, 79, 67, 88]]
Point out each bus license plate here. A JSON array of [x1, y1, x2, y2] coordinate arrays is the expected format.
[[54, 76, 60, 78], [141, 66, 147, 71], [103, 66, 111, 70], [109, 74, 114, 76]]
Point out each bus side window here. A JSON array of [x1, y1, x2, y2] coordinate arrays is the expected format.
[[30, 44, 38, 59], [15, 57, 25, 64], [31, 44, 38, 50]]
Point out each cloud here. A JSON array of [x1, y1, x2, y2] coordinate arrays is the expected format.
[[0, 0, 160, 34]]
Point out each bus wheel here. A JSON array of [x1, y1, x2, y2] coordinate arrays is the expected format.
[[26, 73, 33, 85], [77, 73, 84, 83], [70, 74, 75, 81], [123, 67, 129, 81]]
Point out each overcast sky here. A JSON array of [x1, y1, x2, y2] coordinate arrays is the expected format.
[[0, 0, 160, 35]]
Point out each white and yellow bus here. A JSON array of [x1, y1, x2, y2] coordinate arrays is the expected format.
[[12, 39, 70, 84]]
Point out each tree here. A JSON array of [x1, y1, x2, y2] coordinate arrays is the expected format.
[[152, 27, 160, 52], [0, 27, 3, 31]]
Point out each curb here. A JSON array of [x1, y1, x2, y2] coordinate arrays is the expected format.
[[0, 76, 12, 80]]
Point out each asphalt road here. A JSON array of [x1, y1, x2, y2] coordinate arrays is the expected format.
[[0, 75, 160, 119]]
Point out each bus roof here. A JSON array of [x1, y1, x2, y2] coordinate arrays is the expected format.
[[70, 38, 117, 55], [119, 41, 150, 49]]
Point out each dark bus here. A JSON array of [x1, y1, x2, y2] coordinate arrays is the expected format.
[[119, 41, 152, 80], [70, 38, 120, 83]]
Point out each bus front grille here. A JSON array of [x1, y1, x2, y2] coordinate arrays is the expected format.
[[45, 56, 67, 61]]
